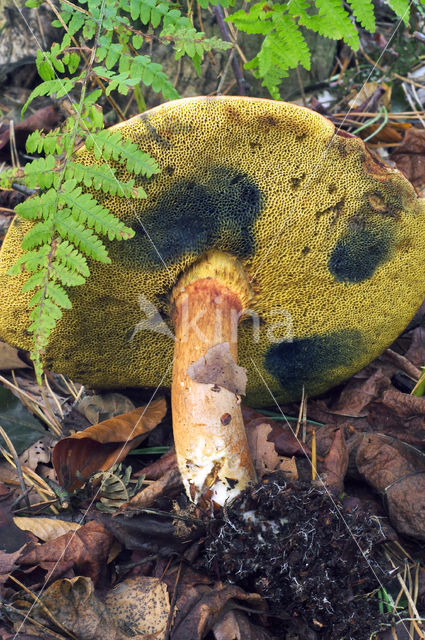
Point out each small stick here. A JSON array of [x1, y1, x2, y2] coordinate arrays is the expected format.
[[311, 428, 317, 481], [0, 426, 30, 509], [213, 3, 246, 96]]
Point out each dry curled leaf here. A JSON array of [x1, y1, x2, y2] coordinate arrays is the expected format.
[[318, 428, 348, 494], [187, 342, 247, 395], [19, 439, 51, 471], [212, 610, 273, 640], [105, 576, 170, 640], [52, 397, 166, 490], [391, 127, 425, 189], [245, 421, 298, 481], [171, 583, 265, 640], [356, 434, 425, 540], [76, 393, 136, 425], [19, 520, 114, 585], [32, 576, 117, 640], [14, 517, 80, 541]]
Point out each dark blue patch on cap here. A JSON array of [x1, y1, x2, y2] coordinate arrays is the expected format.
[[264, 329, 364, 397], [126, 166, 263, 269]]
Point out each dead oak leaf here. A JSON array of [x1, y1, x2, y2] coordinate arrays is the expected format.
[[52, 397, 166, 490]]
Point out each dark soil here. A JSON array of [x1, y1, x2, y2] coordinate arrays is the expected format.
[[204, 473, 394, 638]]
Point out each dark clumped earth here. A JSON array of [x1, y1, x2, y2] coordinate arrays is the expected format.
[[204, 473, 393, 638]]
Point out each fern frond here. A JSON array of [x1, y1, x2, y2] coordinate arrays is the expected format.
[[54, 213, 111, 263], [59, 181, 135, 240], [22, 269, 49, 292], [8, 246, 51, 275], [22, 78, 74, 115], [55, 240, 90, 277], [51, 262, 87, 286], [386, 0, 410, 24], [228, 4, 274, 34], [347, 0, 375, 31], [65, 161, 144, 197], [24, 156, 57, 189], [85, 129, 160, 176], [15, 190, 58, 221], [311, 0, 359, 49], [21, 222, 53, 250]]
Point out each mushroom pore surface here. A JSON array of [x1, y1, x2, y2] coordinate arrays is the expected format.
[[1, 96, 425, 405]]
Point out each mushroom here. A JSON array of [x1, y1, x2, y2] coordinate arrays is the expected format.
[[1, 97, 425, 504]]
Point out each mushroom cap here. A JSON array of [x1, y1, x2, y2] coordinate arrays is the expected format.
[[1, 96, 425, 405]]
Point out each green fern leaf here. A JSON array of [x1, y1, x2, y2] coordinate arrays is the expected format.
[[311, 0, 359, 49], [45, 282, 72, 308], [54, 213, 111, 263], [386, 0, 410, 24], [347, 0, 375, 30], [21, 222, 53, 250], [22, 79, 74, 116], [21, 270, 48, 293], [7, 246, 51, 275], [85, 130, 160, 177], [51, 262, 87, 286], [65, 162, 141, 197], [24, 156, 57, 189], [228, 4, 274, 34], [15, 190, 58, 221], [59, 183, 135, 240], [55, 240, 90, 277]]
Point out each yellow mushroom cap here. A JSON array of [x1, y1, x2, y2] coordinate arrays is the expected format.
[[1, 96, 425, 406]]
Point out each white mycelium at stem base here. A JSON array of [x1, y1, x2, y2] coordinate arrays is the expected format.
[[171, 251, 256, 505]]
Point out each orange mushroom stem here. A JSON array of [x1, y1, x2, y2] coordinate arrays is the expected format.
[[171, 251, 256, 504]]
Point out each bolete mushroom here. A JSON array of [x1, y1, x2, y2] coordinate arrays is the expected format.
[[1, 97, 425, 504]]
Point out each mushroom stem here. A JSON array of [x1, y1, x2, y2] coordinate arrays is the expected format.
[[171, 252, 256, 505]]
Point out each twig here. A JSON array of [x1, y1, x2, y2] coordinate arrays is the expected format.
[[360, 45, 425, 93], [0, 426, 30, 509], [213, 3, 246, 95], [164, 561, 183, 640], [401, 83, 425, 129], [9, 575, 79, 640]]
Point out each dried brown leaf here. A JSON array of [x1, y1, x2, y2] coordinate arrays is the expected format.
[[187, 343, 247, 395], [105, 576, 170, 640], [318, 428, 348, 493], [356, 434, 425, 540], [33, 576, 118, 640], [212, 610, 273, 640], [245, 422, 297, 480], [52, 397, 166, 490], [391, 127, 425, 188], [19, 439, 50, 471], [76, 393, 135, 425], [171, 583, 265, 640], [19, 520, 114, 585], [14, 517, 80, 541]]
